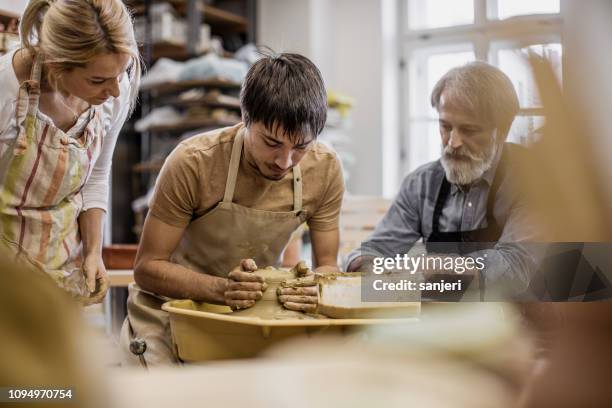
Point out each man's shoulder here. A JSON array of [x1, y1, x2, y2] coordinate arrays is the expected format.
[[402, 160, 444, 185], [160, 124, 241, 181], [304, 141, 341, 166], [178, 123, 241, 151], [298, 141, 342, 178], [173, 123, 241, 159], [311, 140, 339, 157], [390, 160, 443, 212]]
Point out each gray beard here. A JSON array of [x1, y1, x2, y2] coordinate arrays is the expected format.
[[440, 141, 497, 186]]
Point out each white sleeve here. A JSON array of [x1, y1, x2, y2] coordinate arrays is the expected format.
[[0, 50, 19, 140], [0, 99, 18, 162], [81, 76, 131, 212], [0, 99, 17, 140]]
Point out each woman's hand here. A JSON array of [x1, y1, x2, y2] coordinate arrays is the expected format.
[[81, 252, 109, 304], [78, 209, 108, 303], [82, 252, 107, 293]]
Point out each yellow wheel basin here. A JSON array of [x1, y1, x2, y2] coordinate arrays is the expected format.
[[162, 299, 419, 362]]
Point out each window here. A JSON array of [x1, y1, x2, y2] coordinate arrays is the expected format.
[[493, 43, 562, 107], [495, 0, 560, 20], [400, 0, 562, 175], [407, 0, 474, 30], [406, 47, 475, 170]]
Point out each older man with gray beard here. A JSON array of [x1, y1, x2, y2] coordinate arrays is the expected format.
[[346, 61, 539, 299]]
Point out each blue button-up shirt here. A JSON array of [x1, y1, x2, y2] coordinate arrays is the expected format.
[[346, 146, 539, 291]]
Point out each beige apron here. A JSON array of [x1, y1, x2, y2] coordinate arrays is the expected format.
[[0, 53, 103, 276], [120, 129, 307, 367]]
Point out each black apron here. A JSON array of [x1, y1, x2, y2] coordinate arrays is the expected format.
[[423, 143, 525, 300]]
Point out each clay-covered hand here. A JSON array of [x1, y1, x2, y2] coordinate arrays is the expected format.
[[225, 259, 265, 310], [82, 275, 109, 306], [278, 262, 319, 313], [58, 265, 109, 306], [81, 253, 109, 304]]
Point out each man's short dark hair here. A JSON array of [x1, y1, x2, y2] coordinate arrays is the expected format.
[[240, 50, 327, 142]]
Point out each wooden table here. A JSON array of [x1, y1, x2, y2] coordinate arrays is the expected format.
[[106, 269, 134, 335], [107, 269, 134, 287]]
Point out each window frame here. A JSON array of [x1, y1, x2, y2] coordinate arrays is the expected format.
[[398, 0, 563, 176]]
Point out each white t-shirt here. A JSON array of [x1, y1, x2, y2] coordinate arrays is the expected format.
[[0, 48, 131, 213]]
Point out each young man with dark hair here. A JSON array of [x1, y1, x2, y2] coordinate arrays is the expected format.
[[120, 53, 344, 366]]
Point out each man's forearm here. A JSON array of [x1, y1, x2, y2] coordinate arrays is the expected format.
[[79, 208, 105, 256], [344, 245, 386, 272], [310, 228, 340, 271], [470, 246, 536, 292], [135, 259, 228, 304], [313, 255, 340, 271]]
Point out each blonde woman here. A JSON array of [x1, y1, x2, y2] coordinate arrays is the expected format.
[[0, 0, 141, 303]]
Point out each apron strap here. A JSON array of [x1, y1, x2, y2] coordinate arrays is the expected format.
[[431, 171, 450, 234], [292, 164, 302, 212], [223, 127, 304, 213], [8, 52, 44, 160], [222, 128, 244, 203], [23, 52, 43, 118]]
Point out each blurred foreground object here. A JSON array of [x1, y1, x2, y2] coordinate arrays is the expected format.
[[515, 55, 611, 242], [110, 303, 529, 408], [515, 53, 612, 407], [0, 248, 108, 408]]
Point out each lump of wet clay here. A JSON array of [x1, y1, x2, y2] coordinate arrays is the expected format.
[[291, 261, 311, 278], [230, 265, 322, 320]]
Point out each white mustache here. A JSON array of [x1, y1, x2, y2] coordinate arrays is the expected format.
[[442, 146, 484, 163]]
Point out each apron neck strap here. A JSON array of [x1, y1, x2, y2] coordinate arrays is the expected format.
[[292, 165, 302, 212], [30, 52, 44, 82], [431, 173, 451, 233], [222, 127, 303, 212], [16, 53, 42, 123], [223, 128, 245, 203]]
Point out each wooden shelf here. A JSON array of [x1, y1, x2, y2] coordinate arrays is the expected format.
[[127, 1, 248, 31], [145, 116, 239, 133], [140, 41, 201, 61], [141, 77, 242, 94], [107, 270, 135, 287], [199, 4, 248, 30], [160, 96, 241, 109], [139, 43, 237, 63], [0, 8, 19, 31], [0, 9, 19, 19]]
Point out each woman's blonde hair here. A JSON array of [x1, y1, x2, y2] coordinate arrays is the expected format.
[[19, 0, 141, 114]]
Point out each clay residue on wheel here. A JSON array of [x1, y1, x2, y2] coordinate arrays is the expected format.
[[290, 261, 311, 277]]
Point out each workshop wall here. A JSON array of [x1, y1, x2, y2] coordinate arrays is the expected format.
[[258, 0, 387, 196]]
